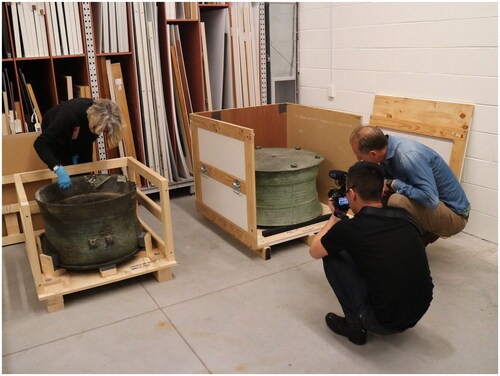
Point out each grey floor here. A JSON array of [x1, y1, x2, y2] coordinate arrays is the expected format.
[[2, 189, 498, 373]]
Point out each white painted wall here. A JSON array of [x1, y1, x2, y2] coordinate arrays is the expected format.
[[297, 2, 498, 243]]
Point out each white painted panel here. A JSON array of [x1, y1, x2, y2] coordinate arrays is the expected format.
[[381, 128, 453, 164], [198, 128, 246, 181], [201, 175, 248, 231]]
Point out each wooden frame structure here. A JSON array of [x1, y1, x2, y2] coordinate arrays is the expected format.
[[370, 95, 474, 179], [191, 103, 361, 259], [13, 157, 176, 312]]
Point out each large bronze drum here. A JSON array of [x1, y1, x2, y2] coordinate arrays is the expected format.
[[35, 174, 142, 270], [255, 147, 324, 227]]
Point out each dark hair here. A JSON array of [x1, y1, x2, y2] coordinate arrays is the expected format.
[[347, 161, 384, 202], [350, 126, 387, 153]]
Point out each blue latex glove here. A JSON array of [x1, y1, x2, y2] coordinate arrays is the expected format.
[[55, 166, 72, 190], [72, 155, 79, 165]]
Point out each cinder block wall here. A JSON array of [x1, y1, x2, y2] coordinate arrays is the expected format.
[[297, 2, 498, 243]]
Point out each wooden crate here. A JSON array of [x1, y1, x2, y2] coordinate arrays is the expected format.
[[14, 157, 176, 312], [190, 103, 361, 259]]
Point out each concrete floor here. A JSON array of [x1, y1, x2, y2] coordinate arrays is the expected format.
[[2, 189, 498, 373]]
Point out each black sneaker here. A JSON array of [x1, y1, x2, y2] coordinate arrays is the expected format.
[[325, 312, 367, 345]]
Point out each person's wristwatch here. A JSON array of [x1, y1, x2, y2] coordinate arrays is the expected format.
[[53, 165, 61, 172], [386, 178, 393, 189]]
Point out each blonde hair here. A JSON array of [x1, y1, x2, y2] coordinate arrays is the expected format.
[[87, 98, 124, 148]]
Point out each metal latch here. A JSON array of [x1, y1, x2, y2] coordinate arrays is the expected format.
[[200, 165, 208, 176], [233, 180, 241, 194]]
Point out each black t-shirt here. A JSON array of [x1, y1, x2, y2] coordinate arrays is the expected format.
[[34, 98, 98, 170], [321, 206, 433, 330]]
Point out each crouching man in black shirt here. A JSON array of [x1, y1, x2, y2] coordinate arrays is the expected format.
[[309, 161, 433, 345]]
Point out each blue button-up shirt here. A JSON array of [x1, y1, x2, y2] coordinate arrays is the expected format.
[[381, 135, 470, 215]]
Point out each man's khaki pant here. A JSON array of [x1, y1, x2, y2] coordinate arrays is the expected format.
[[388, 194, 468, 237]]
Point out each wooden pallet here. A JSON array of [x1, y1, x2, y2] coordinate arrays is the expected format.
[[13, 157, 176, 312]]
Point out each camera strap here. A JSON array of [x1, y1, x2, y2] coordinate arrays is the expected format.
[[362, 206, 423, 235]]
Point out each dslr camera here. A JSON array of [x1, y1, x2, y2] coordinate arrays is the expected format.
[[328, 170, 349, 213]]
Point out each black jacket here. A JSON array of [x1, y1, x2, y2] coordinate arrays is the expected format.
[[34, 98, 98, 170]]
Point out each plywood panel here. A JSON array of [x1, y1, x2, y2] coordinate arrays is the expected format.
[[198, 104, 287, 147], [286, 104, 362, 205], [370, 95, 474, 178]]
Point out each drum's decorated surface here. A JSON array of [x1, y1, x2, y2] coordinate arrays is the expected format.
[[255, 147, 324, 227], [35, 175, 142, 270]]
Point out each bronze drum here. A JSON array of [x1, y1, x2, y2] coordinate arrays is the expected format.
[[35, 174, 142, 270], [255, 147, 324, 227]]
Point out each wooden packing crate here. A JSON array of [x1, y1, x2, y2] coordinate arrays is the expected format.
[[190, 103, 362, 259], [13, 157, 176, 312]]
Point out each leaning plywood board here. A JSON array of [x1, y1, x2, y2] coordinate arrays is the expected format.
[[14, 157, 176, 312], [286, 104, 361, 204], [369, 95, 474, 179]]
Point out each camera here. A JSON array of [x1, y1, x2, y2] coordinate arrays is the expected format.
[[328, 170, 349, 213]]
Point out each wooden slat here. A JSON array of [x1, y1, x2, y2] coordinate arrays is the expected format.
[[244, 131, 257, 246], [110, 63, 137, 160], [190, 115, 253, 143], [371, 95, 474, 129], [136, 189, 161, 221], [370, 116, 469, 141], [4, 213, 20, 235], [127, 156, 167, 187], [14, 173, 44, 292], [3, 200, 40, 215], [2, 230, 44, 247], [197, 162, 247, 195]]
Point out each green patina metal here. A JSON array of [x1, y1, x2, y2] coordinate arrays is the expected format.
[[255, 147, 324, 227], [35, 174, 142, 270]]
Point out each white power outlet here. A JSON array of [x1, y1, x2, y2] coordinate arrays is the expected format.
[[327, 84, 336, 98]]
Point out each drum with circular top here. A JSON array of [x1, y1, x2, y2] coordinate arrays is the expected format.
[[255, 147, 324, 227], [35, 174, 142, 270]]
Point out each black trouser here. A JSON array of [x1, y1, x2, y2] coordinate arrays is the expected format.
[[322, 250, 400, 335]]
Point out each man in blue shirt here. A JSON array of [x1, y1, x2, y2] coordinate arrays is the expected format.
[[349, 126, 470, 245]]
